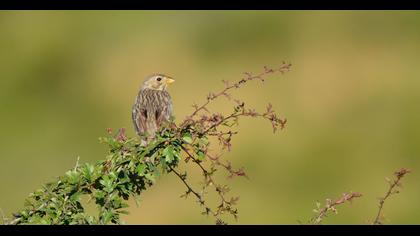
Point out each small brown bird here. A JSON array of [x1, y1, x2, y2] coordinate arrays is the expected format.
[[132, 74, 175, 145]]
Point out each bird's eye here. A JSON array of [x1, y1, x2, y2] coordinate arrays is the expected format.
[[156, 77, 162, 82]]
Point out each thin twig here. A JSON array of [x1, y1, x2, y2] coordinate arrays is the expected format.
[[180, 147, 238, 220], [169, 166, 221, 221], [182, 63, 291, 127], [74, 156, 80, 171], [311, 192, 362, 224], [373, 168, 411, 225], [207, 153, 248, 179], [170, 166, 202, 201]]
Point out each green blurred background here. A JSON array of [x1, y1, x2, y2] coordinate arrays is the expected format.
[[1, 10, 420, 224]]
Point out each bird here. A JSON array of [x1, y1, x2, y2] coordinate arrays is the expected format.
[[132, 74, 175, 145]]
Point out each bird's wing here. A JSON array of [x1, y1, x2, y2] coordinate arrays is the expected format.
[[155, 91, 173, 128], [132, 106, 146, 136], [155, 106, 168, 128], [132, 99, 148, 136]]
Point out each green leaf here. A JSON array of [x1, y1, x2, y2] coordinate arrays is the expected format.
[[101, 211, 113, 224], [148, 150, 159, 163], [182, 133, 193, 143], [70, 192, 82, 202], [95, 190, 105, 201], [100, 176, 114, 193], [163, 146, 175, 163], [136, 163, 146, 176], [82, 163, 95, 182], [111, 196, 123, 208], [65, 170, 80, 185], [109, 171, 118, 180], [197, 150, 206, 161]]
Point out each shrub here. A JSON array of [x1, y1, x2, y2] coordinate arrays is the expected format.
[[4, 63, 291, 225]]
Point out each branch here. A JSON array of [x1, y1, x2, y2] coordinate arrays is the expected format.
[[373, 168, 411, 225], [6, 64, 291, 225], [181, 63, 291, 129], [310, 192, 362, 224], [169, 166, 225, 224]]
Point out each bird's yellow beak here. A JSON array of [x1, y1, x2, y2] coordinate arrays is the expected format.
[[166, 78, 175, 84]]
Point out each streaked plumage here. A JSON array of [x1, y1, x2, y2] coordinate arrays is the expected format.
[[132, 74, 174, 144]]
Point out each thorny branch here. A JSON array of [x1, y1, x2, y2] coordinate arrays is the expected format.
[[182, 147, 239, 221], [307, 168, 411, 225], [168, 63, 291, 223], [310, 192, 363, 224], [168, 167, 222, 222], [207, 153, 248, 179], [6, 64, 290, 225], [373, 168, 411, 225], [181, 63, 291, 131]]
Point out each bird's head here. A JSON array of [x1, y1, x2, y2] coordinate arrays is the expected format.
[[141, 74, 175, 91]]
